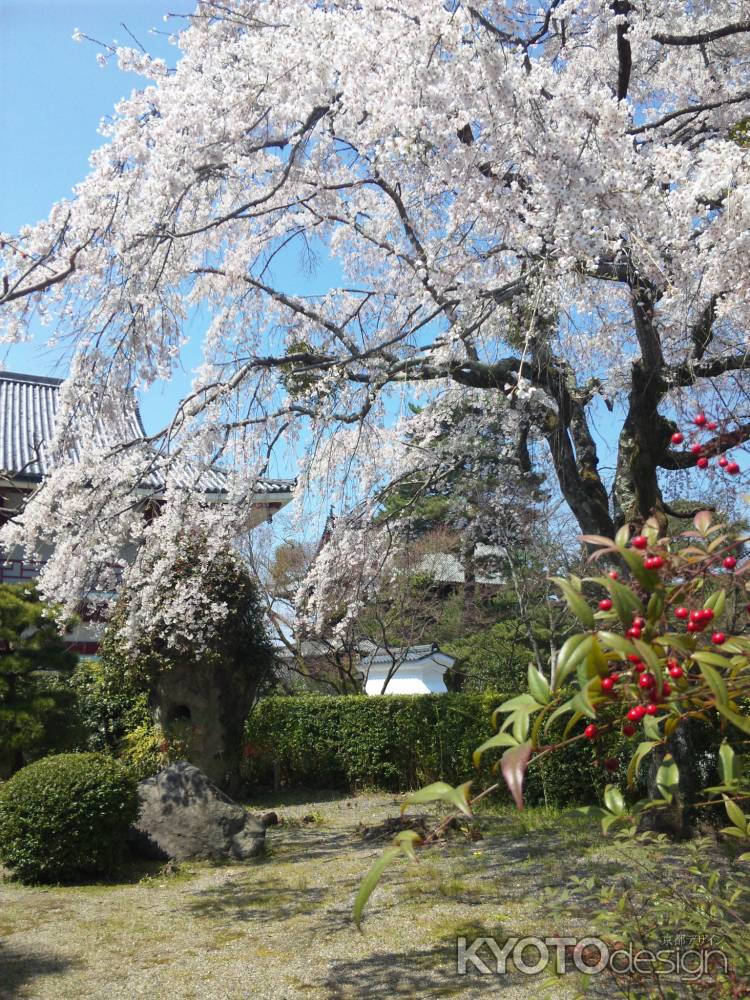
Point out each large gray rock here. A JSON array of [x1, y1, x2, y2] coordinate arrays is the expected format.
[[129, 761, 265, 861]]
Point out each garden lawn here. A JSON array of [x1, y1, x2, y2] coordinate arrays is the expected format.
[[0, 792, 707, 999]]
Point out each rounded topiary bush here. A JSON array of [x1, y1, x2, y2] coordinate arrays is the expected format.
[[0, 752, 139, 884]]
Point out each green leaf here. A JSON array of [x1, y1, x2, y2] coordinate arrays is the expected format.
[[632, 638, 661, 674], [704, 589, 727, 619], [643, 714, 661, 740], [392, 829, 422, 862], [497, 693, 544, 713], [656, 755, 680, 803], [604, 784, 625, 815], [571, 684, 597, 720], [353, 845, 401, 927], [723, 795, 748, 835], [602, 578, 643, 629], [500, 741, 533, 810], [615, 525, 630, 548], [698, 662, 728, 707], [719, 742, 739, 785], [715, 702, 750, 735], [595, 631, 638, 656], [544, 696, 576, 732], [691, 651, 733, 669], [527, 664, 551, 705], [401, 781, 472, 817], [550, 577, 595, 629], [473, 731, 519, 769], [627, 741, 657, 789], [554, 635, 594, 688], [510, 710, 531, 743], [646, 591, 665, 623], [617, 548, 656, 590]]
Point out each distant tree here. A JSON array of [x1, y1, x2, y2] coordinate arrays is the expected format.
[[0, 583, 79, 777], [268, 539, 316, 599]]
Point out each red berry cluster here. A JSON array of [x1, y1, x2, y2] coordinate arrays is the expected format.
[[671, 413, 742, 475]]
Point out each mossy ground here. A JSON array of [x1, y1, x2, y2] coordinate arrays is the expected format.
[[0, 792, 713, 999]]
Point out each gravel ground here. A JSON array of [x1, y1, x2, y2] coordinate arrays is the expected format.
[[0, 792, 667, 999]]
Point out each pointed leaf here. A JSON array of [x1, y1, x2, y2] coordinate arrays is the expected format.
[[716, 701, 750, 736], [401, 781, 472, 817], [473, 731, 518, 769], [699, 662, 728, 707], [554, 634, 594, 687], [550, 577, 595, 629], [527, 664, 551, 705], [723, 796, 748, 835], [500, 741, 533, 810], [604, 784, 625, 816], [353, 846, 401, 927], [719, 742, 739, 785], [656, 755, 680, 803]]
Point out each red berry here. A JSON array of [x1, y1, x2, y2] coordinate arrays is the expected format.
[[707, 421, 718, 431], [609, 672, 621, 682], [583, 724, 598, 739], [601, 676, 616, 693], [599, 598, 613, 611], [634, 661, 646, 673], [718, 456, 729, 468], [626, 707, 640, 722], [627, 654, 642, 663], [726, 462, 741, 475], [670, 432, 684, 444], [690, 443, 703, 455], [668, 664, 684, 679], [661, 681, 671, 697], [645, 556, 664, 570], [687, 621, 701, 633], [608, 570, 619, 579], [634, 704, 647, 720], [644, 703, 658, 715], [711, 631, 727, 645], [723, 556, 737, 570], [690, 609, 703, 622], [632, 616, 646, 628], [697, 457, 709, 469], [674, 607, 689, 620], [626, 627, 642, 639], [700, 608, 714, 621], [632, 535, 648, 550], [622, 722, 637, 736], [604, 758, 619, 772], [639, 672, 656, 689], [694, 414, 707, 427]]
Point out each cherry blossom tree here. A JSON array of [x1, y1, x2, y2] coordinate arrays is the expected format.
[[2, 1, 750, 639]]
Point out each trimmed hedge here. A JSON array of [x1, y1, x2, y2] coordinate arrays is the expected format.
[[0, 752, 139, 884], [244, 693, 636, 807]]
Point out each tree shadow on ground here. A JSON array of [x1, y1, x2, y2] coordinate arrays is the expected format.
[[0, 942, 77, 1000], [186, 874, 329, 922]]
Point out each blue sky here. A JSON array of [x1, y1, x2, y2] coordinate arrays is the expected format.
[[0, 1, 241, 436]]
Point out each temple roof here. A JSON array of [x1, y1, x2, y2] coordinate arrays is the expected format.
[[0, 371, 294, 497]]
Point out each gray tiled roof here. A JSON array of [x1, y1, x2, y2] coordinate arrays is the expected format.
[[0, 371, 294, 496], [360, 643, 455, 666]]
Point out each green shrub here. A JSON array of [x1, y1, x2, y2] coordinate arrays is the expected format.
[[69, 657, 151, 753], [0, 752, 139, 884], [243, 693, 630, 805]]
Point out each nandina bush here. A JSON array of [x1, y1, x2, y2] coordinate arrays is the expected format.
[[0, 752, 139, 884], [353, 503, 750, 927]]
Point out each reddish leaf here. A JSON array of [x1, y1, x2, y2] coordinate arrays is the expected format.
[[500, 741, 533, 810]]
